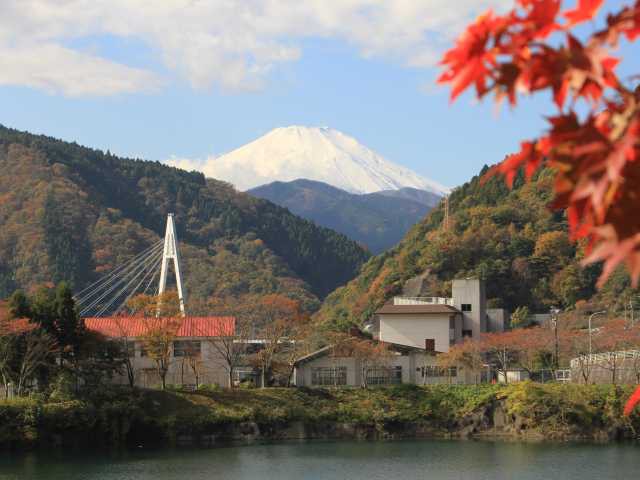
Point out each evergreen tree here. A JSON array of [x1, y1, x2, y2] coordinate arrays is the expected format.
[[54, 282, 83, 357]]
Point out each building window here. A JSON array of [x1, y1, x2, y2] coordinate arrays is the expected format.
[[422, 366, 457, 378], [173, 340, 202, 357], [366, 366, 402, 385], [425, 339, 435, 352], [311, 366, 347, 386], [462, 329, 473, 338], [234, 367, 257, 386], [138, 342, 147, 357], [461, 304, 472, 312]]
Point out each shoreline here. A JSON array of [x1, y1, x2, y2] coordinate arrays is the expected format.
[[2, 383, 639, 451], [6, 434, 633, 459]]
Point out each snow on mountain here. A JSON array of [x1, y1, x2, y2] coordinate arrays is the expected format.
[[190, 126, 449, 195]]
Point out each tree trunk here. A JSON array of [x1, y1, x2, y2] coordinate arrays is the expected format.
[[286, 364, 295, 387], [125, 360, 135, 388], [228, 367, 234, 389]]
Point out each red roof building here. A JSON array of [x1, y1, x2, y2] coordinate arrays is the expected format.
[[84, 316, 235, 338]]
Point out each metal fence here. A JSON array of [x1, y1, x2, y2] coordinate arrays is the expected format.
[[570, 350, 640, 384]]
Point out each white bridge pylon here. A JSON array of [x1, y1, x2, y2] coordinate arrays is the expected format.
[[158, 213, 186, 317]]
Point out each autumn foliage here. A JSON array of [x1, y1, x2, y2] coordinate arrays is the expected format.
[[439, 0, 640, 287]]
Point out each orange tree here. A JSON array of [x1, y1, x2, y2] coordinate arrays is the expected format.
[[437, 338, 486, 384], [251, 294, 302, 388], [140, 318, 181, 390], [439, 0, 640, 411]]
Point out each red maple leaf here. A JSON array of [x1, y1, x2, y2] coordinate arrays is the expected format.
[[564, 0, 604, 26], [624, 385, 640, 415]]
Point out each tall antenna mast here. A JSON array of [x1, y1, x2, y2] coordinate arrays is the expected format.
[[158, 213, 186, 316], [443, 195, 450, 231]]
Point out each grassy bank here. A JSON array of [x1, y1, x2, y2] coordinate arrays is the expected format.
[[2, 383, 639, 450]]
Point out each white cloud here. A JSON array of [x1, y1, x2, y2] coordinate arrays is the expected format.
[[0, 0, 511, 96], [0, 43, 163, 96], [165, 155, 214, 173]]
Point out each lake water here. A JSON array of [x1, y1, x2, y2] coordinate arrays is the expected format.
[[1, 439, 639, 480]]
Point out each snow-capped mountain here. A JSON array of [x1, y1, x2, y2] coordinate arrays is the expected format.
[[195, 126, 449, 195]]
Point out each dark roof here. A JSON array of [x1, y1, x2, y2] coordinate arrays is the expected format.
[[293, 341, 432, 365], [293, 345, 334, 365], [375, 303, 459, 315]]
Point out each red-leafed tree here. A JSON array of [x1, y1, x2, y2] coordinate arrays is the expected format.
[[439, 0, 640, 287]]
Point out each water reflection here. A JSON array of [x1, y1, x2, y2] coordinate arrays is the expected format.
[[0, 439, 638, 480]]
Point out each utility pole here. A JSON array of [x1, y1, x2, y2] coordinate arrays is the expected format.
[[158, 213, 186, 317], [588, 310, 607, 357], [550, 307, 560, 369]]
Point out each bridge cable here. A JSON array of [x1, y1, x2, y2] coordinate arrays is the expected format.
[[79, 244, 164, 316], [92, 249, 164, 318], [74, 240, 163, 301], [77, 244, 164, 316]]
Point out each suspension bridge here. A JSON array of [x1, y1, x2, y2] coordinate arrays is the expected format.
[[74, 214, 186, 318]]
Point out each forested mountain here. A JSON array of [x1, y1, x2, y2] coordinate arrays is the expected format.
[[316, 166, 638, 330], [249, 179, 439, 253], [0, 125, 370, 311]]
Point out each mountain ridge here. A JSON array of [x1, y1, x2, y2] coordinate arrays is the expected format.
[[249, 179, 440, 253]]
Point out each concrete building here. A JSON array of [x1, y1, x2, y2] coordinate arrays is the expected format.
[[85, 316, 235, 388], [452, 278, 487, 339], [292, 343, 477, 387], [376, 278, 503, 349], [293, 278, 505, 387]]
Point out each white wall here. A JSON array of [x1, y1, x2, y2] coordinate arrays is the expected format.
[[111, 337, 230, 388], [295, 354, 414, 387], [294, 351, 483, 387], [378, 313, 452, 352]]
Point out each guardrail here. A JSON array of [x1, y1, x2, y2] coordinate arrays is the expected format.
[[393, 296, 454, 306]]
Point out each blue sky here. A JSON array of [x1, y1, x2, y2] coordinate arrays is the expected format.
[[0, 1, 637, 188]]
